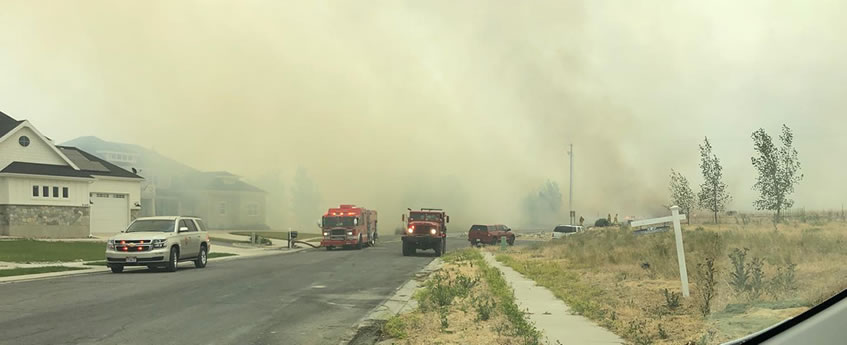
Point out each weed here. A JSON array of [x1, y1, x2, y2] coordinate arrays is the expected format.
[[472, 296, 496, 321], [416, 270, 479, 311], [657, 323, 669, 339], [662, 288, 681, 311], [768, 261, 798, 298], [696, 257, 718, 317], [626, 319, 653, 345], [747, 257, 766, 300], [728, 248, 750, 293]]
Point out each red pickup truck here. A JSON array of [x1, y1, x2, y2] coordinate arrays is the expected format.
[[468, 224, 515, 246]]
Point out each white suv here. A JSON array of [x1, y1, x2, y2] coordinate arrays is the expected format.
[[551, 224, 584, 239], [106, 216, 211, 273]]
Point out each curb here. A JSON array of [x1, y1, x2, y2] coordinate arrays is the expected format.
[[340, 258, 444, 345], [0, 247, 309, 285]]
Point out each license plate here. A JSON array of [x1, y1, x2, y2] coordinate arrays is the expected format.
[[126, 257, 137, 263]]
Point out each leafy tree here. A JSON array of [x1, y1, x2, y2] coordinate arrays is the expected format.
[[522, 180, 563, 227], [290, 167, 322, 231], [698, 137, 731, 224], [249, 171, 287, 229], [751, 125, 803, 222], [669, 169, 695, 224]]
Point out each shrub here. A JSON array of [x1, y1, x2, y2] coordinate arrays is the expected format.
[[728, 248, 750, 293], [595, 218, 611, 227], [696, 257, 718, 317], [662, 288, 681, 311]]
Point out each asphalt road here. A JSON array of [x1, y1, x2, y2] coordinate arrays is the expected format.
[[0, 235, 468, 345]]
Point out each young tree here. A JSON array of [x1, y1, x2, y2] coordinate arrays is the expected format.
[[698, 137, 732, 224], [669, 169, 695, 224], [521, 180, 563, 227], [751, 125, 803, 222]]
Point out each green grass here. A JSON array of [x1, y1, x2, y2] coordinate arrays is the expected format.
[[208, 252, 238, 259], [0, 240, 105, 262], [0, 266, 90, 277], [479, 252, 542, 344], [229, 231, 321, 240]]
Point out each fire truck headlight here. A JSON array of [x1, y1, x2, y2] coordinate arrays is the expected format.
[[347, 231, 353, 236], [430, 229, 437, 235], [407, 227, 413, 234], [323, 232, 328, 237]]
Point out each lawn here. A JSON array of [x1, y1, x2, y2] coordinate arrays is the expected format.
[[229, 231, 321, 241], [0, 240, 105, 263], [495, 215, 847, 345], [0, 266, 90, 277]]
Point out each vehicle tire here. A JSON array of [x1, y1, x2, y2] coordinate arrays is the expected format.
[[194, 245, 208, 268], [435, 238, 445, 257], [326, 246, 333, 251], [109, 265, 124, 273], [165, 247, 179, 272], [492, 237, 499, 245], [356, 235, 364, 250], [507, 237, 515, 246], [402, 241, 411, 256], [147, 265, 159, 272]]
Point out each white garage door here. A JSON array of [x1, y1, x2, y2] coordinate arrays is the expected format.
[[90, 193, 129, 234]]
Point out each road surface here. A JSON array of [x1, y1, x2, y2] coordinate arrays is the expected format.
[[0, 235, 470, 345]]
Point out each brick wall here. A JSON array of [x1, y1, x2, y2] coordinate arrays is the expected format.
[[0, 205, 90, 238]]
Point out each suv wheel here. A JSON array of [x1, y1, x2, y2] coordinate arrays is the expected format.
[[194, 245, 208, 268], [165, 247, 179, 272], [109, 265, 124, 273], [507, 237, 515, 245], [491, 237, 499, 245]]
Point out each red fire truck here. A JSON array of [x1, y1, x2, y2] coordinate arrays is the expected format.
[[401, 208, 449, 256], [320, 204, 378, 250]]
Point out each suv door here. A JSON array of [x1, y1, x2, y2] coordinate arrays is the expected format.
[[177, 219, 198, 259]]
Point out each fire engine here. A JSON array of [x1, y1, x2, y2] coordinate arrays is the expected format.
[[320, 205, 377, 250], [401, 208, 449, 256]]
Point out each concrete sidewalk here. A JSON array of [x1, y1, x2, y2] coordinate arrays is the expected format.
[[483, 252, 623, 345]]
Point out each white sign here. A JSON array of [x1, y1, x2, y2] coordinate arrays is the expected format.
[[631, 206, 689, 297]]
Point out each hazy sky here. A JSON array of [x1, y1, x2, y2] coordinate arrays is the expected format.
[[1, 1, 845, 227]]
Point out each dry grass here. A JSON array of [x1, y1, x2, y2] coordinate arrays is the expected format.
[[497, 217, 847, 345], [382, 249, 539, 345]]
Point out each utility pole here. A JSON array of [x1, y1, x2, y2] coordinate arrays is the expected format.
[[568, 144, 574, 225]]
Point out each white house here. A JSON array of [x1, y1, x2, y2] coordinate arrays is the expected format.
[[0, 111, 143, 238]]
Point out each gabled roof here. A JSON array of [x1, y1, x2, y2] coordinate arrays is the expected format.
[[57, 146, 143, 179], [0, 110, 23, 138], [0, 162, 93, 179]]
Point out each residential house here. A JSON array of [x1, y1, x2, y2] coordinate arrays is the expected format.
[[0, 111, 143, 238], [63, 136, 267, 230]]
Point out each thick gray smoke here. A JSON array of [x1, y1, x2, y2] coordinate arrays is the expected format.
[[1, 1, 846, 230]]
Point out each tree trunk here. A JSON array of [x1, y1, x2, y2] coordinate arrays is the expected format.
[[713, 211, 718, 224]]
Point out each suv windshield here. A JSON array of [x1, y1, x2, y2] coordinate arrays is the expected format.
[[323, 216, 355, 227], [470, 225, 488, 232], [125, 220, 175, 233], [409, 213, 442, 222]]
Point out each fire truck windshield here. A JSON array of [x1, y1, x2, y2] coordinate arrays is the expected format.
[[323, 216, 356, 227], [408, 213, 442, 222]]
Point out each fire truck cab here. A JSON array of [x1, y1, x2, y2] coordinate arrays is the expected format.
[[320, 205, 377, 250], [401, 208, 449, 256]]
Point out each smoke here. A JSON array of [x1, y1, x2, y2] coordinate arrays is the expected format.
[[1, 1, 846, 230]]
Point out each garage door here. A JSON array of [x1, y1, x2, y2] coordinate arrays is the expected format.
[[90, 193, 129, 234]]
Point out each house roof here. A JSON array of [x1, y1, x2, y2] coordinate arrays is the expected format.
[[0, 162, 93, 179], [0, 110, 23, 139], [57, 146, 143, 179]]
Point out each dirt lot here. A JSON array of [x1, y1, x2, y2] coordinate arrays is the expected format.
[[495, 214, 847, 345]]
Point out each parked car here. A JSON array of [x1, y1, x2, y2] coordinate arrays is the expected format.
[[105, 216, 211, 273], [468, 224, 515, 246], [551, 224, 583, 239]]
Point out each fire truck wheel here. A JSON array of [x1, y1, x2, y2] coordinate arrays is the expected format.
[[402, 241, 412, 256], [355, 235, 363, 250], [326, 246, 334, 251]]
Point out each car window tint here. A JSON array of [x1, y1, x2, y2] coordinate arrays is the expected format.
[[470, 225, 487, 232], [184, 219, 198, 232]]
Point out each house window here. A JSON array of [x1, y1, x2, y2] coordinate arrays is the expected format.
[[62, 187, 69, 198], [247, 204, 258, 216], [218, 202, 226, 215], [53, 186, 59, 198], [32, 185, 39, 197], [18, 136, 30, 147], [42, 186, 49, 198]]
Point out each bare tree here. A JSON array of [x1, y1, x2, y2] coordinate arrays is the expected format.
[[669, 169, 695, 224], [290, 167, 322, 231], [751, 125, 803, 223], [698, 137, 731, 224]]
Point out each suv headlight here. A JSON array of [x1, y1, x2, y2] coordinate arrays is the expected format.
[[152, 239, 168, 248], [107, 240, 115, 250]]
